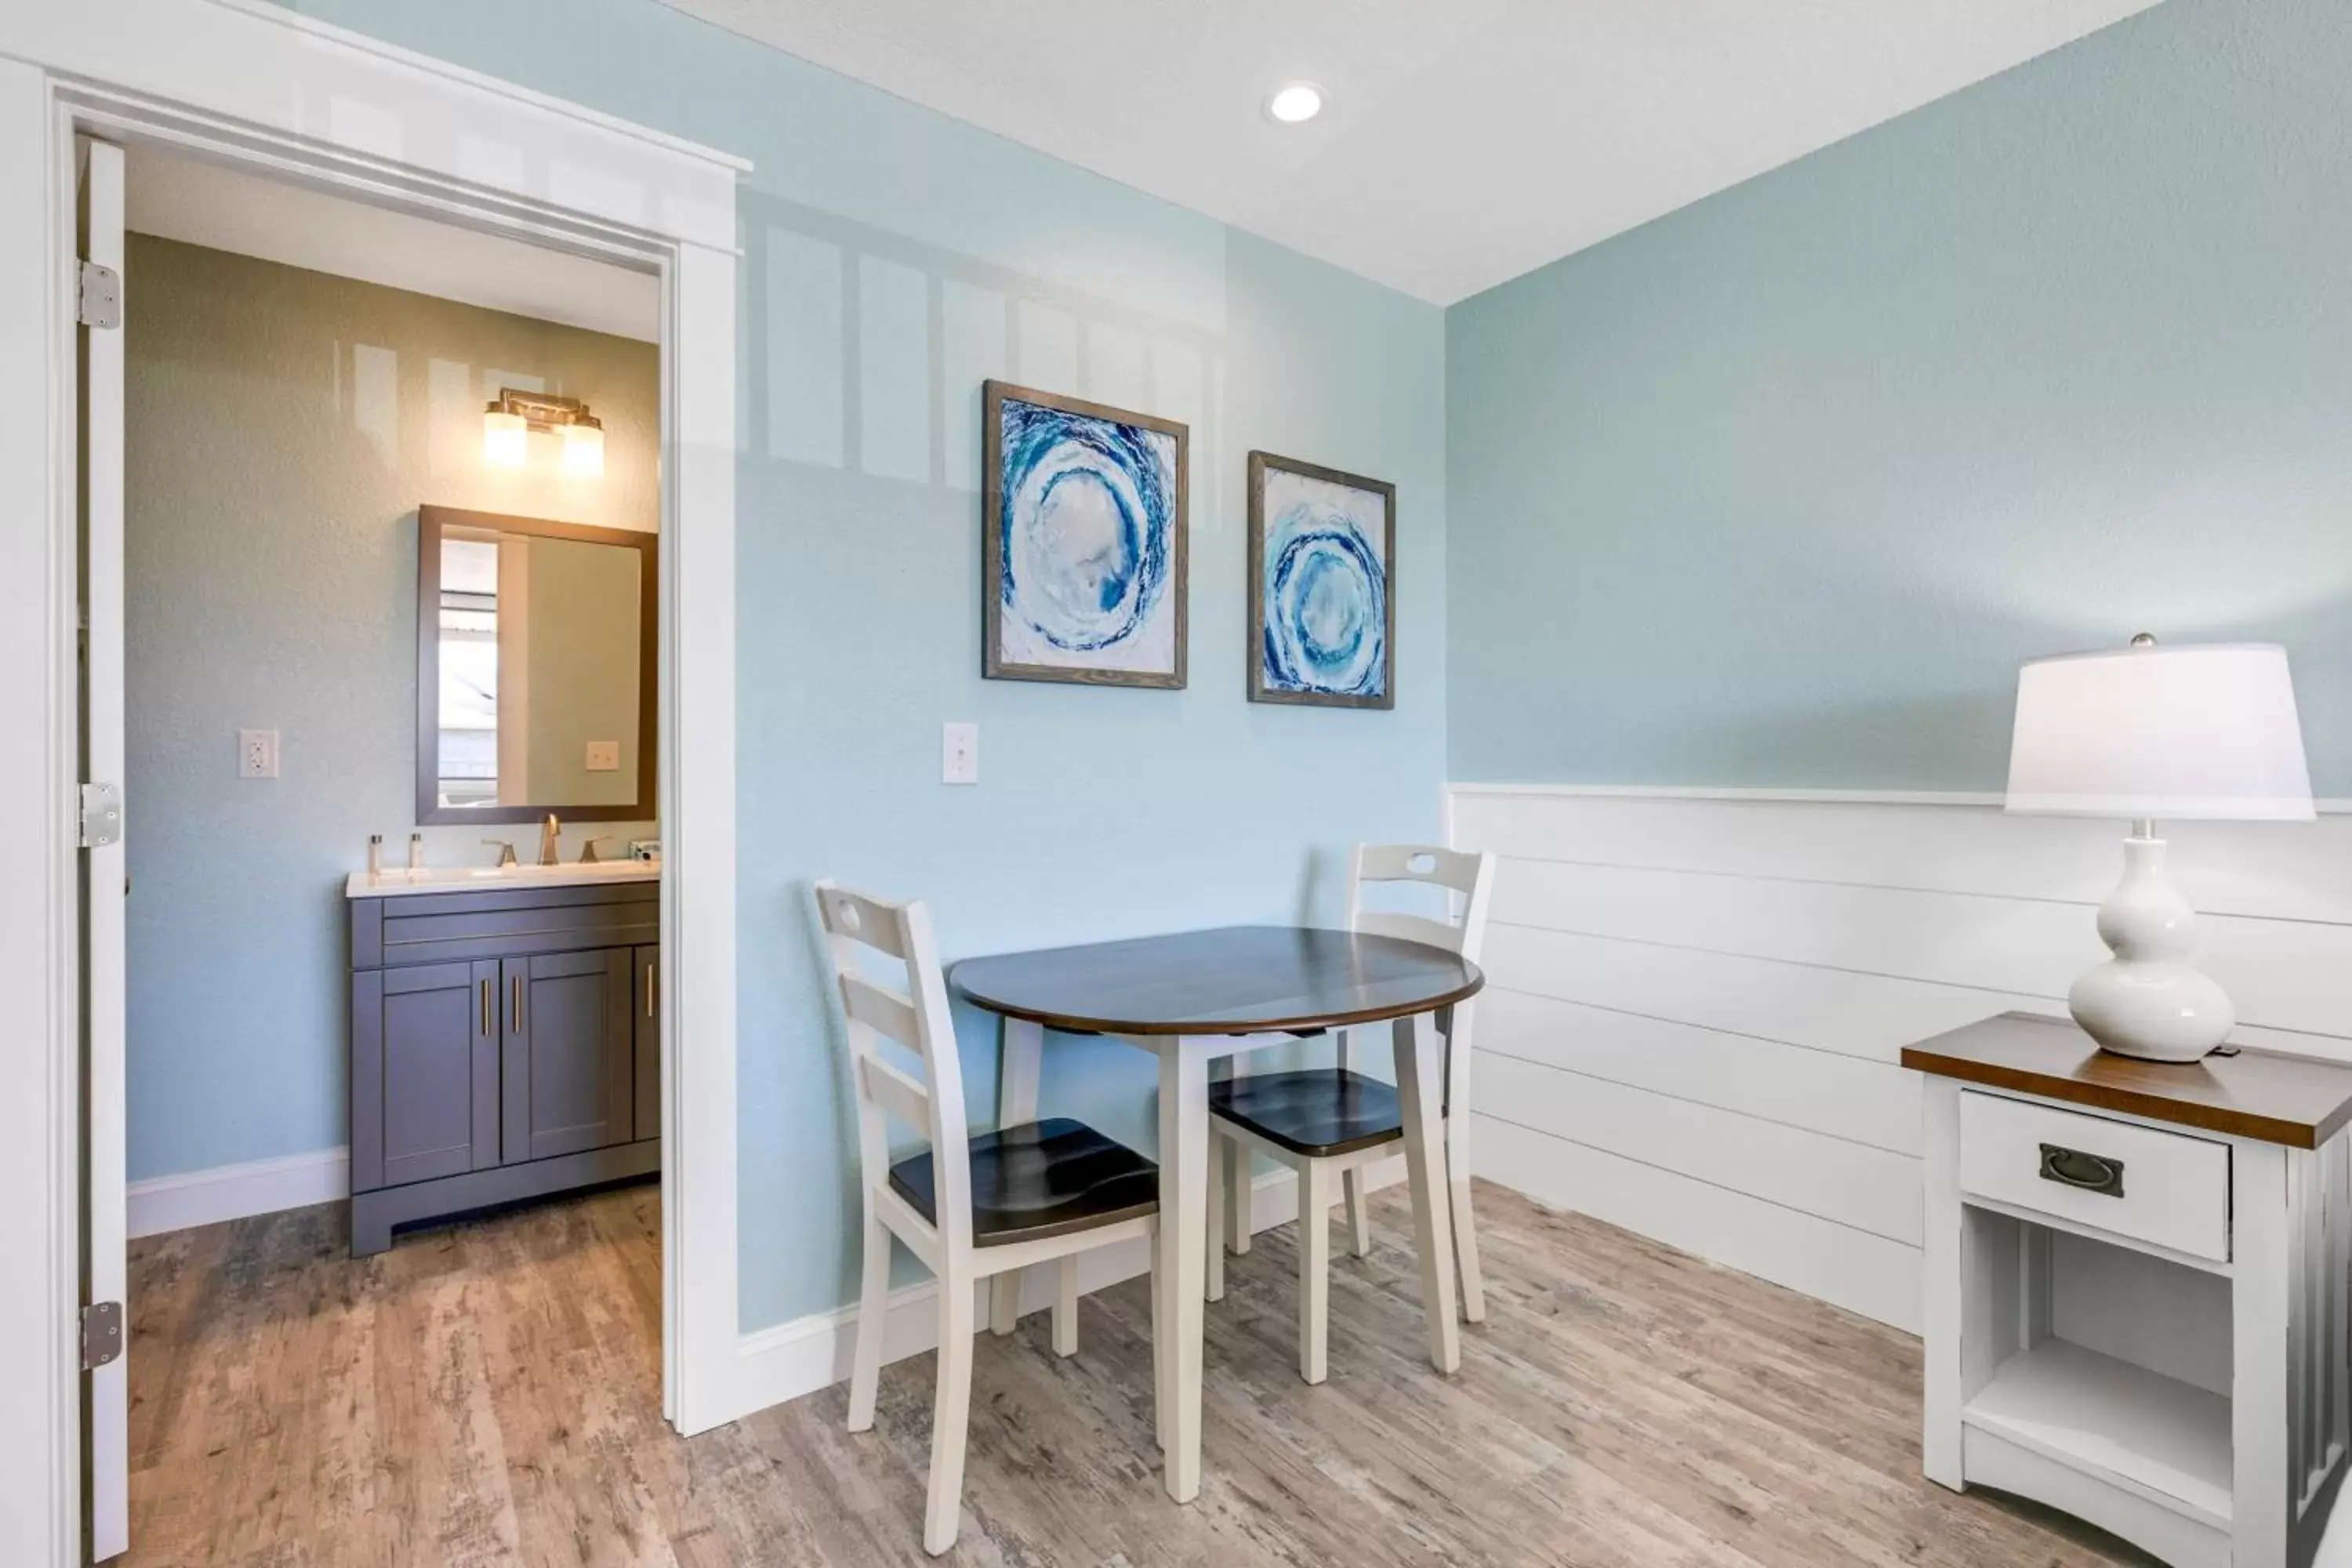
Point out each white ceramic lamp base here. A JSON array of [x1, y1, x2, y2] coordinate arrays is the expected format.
[[2069, 834, 2235, 1062]]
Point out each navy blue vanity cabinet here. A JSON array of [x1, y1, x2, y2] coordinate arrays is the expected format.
[[348, 880, 660, 1254]]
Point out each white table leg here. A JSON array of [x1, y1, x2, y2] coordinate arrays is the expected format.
[[1392, 1013, 1460, 1374], [991, 1016, 1044, 1336], [1156, 1058, 1174, 1451], [1157, 1038, 1210, 1502]]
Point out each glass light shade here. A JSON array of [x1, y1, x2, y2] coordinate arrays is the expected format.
[[481, 408, 528, 469], [2005, 642, 2314, 821], [561, 421, 604, 478]]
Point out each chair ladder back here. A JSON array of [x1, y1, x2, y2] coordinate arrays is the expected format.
[[1346, 844, 1495, 956], [1440, 851, 1495, 1118], [1343, 846, 1497, 1117], [815, 880, 974, 1249], [1354, 909, 1463, 954]]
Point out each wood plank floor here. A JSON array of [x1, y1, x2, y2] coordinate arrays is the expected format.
[[124, 1178, 2154, 1566]]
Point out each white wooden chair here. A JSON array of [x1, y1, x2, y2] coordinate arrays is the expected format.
[[1204, 844, 1497, 1383], [818, 881, 1164, 1555]]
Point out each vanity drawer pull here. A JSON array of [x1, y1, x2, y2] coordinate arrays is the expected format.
[[2038, 1142, 2123, 1198], [511, 973, 524, 1033], [479, 977, 492, 1036]]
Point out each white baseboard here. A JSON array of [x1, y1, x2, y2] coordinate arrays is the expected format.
[[127, 1146, 350, 1239], [719, 1156, 1405, 1426]]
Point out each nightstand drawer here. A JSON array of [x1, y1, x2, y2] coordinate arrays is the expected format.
[[1958, 1090, 2230, 1261]]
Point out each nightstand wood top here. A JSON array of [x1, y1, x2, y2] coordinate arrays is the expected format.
[[1902, 1011, 2352, 1149]]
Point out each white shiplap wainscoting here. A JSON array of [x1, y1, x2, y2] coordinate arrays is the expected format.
[[1446, 785, 2352, 1334]]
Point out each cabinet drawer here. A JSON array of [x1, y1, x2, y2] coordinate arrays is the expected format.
[[352, 884, 657, 968], [1958, 1091, 2230, 1261]]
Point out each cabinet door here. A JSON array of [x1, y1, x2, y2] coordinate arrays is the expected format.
[[354, 960, 499, 1191], [500, 949, 634, 1163], [633, 946, 661, 1144]]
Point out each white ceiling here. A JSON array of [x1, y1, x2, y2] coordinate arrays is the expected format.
[[663, 0, 2160, 304], [125, 144, 661, 341]]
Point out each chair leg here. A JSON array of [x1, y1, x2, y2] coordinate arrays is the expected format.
[[1053, 1257, 1080, 1357], [1298, 1162, 1330, 1385], [1148, 1219, 1168, 1452], [1205, 1131, 1226, 1302], [1225, 1136, 1251, 1255], [848, 1204, 889, 1432], [924, 1266, 976, 1555], [989, 1272, 1021, 1338], [1342, 1167, 1372, 1258], [1451, 1173, 1487, 1323]]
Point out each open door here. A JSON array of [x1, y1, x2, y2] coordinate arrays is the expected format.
[[78, 133, 129, 1563]]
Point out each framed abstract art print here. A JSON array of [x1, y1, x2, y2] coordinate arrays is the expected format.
[[982, 380, 1189, 688], [1247, 451, 1396, 709]]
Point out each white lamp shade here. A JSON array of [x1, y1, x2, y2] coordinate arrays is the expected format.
[[2005, 642, 2314, 821]]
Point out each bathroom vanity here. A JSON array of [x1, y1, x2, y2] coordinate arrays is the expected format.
[[347, 864, 659, 1254]]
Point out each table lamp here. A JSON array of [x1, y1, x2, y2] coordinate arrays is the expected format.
[[2005, 635, 2314, 1062]]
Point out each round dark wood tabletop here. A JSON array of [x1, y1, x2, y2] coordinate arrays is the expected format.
[[947, 924, 1484, 1036]]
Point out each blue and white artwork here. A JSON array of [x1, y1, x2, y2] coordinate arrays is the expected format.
[[984, 382, 1187, 688], [1250, 455, 1394, 708]]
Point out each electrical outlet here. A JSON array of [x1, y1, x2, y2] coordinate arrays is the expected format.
[[942, 722, 979, 786], [238, 728, 279, 779], [584, 739, 621, 772]]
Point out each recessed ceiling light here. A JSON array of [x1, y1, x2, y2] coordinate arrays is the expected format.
[[1265, 82, 1325, 125]]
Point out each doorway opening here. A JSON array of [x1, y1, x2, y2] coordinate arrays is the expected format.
[[89, 136, 670, 1562]]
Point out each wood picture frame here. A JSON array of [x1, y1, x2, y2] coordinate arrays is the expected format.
[[982, 379, 1189, 689], [1247, 451, 1396, 710], [416, 504, 659, 824]]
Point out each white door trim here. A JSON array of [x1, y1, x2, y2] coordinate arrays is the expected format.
[[0, 7, 746, 1562]]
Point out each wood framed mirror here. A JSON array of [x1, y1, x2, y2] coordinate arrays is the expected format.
[[416, 505, 657, 825]]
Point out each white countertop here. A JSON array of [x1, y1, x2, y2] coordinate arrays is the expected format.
[[345, 860, 660, 898]]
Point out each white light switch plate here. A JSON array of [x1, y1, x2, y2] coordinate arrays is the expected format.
[[942, 722, 979, 786], [584, 739, 621, 772], [238, 728, 278, 779]]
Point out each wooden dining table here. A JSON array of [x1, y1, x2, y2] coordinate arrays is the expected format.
[[948, 924, 1485, 1504]]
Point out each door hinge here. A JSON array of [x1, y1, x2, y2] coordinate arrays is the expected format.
[[77, 260, 121, 329], [80, 781, 123, 848], [81, 1301, 123, 1370]]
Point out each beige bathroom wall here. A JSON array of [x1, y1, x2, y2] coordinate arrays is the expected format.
[[124, 233, 660, 1179]]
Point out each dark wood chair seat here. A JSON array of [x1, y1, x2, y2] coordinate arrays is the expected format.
[[1208, 1069, 1405, 1159], [889, 1117, 1158, 1247]]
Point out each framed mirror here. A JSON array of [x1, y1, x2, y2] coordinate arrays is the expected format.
[[416, 505, 657, 824]]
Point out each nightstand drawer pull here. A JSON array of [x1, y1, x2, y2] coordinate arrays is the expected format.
[[2038, 1142, 2124, 1197]]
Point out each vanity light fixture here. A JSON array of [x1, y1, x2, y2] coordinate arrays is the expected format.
[[561, 420, 605, 478], [481, 387, 604, 477], [1265, 82, 1325, 124], [482, 406, 528, 469]]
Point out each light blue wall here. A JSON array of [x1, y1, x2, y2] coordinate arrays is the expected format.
[[274, 0, 1448, 1328], [1446, 0, 2352, 793]]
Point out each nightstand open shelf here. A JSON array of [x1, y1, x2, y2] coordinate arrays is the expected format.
[[1965, 1326, 2232, 1531]]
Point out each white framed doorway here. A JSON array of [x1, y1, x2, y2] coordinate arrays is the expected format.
[[0, 6, 746, 1563]]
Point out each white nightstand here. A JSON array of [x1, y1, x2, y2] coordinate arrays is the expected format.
[[1907, 1012, 2352, 1568]]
